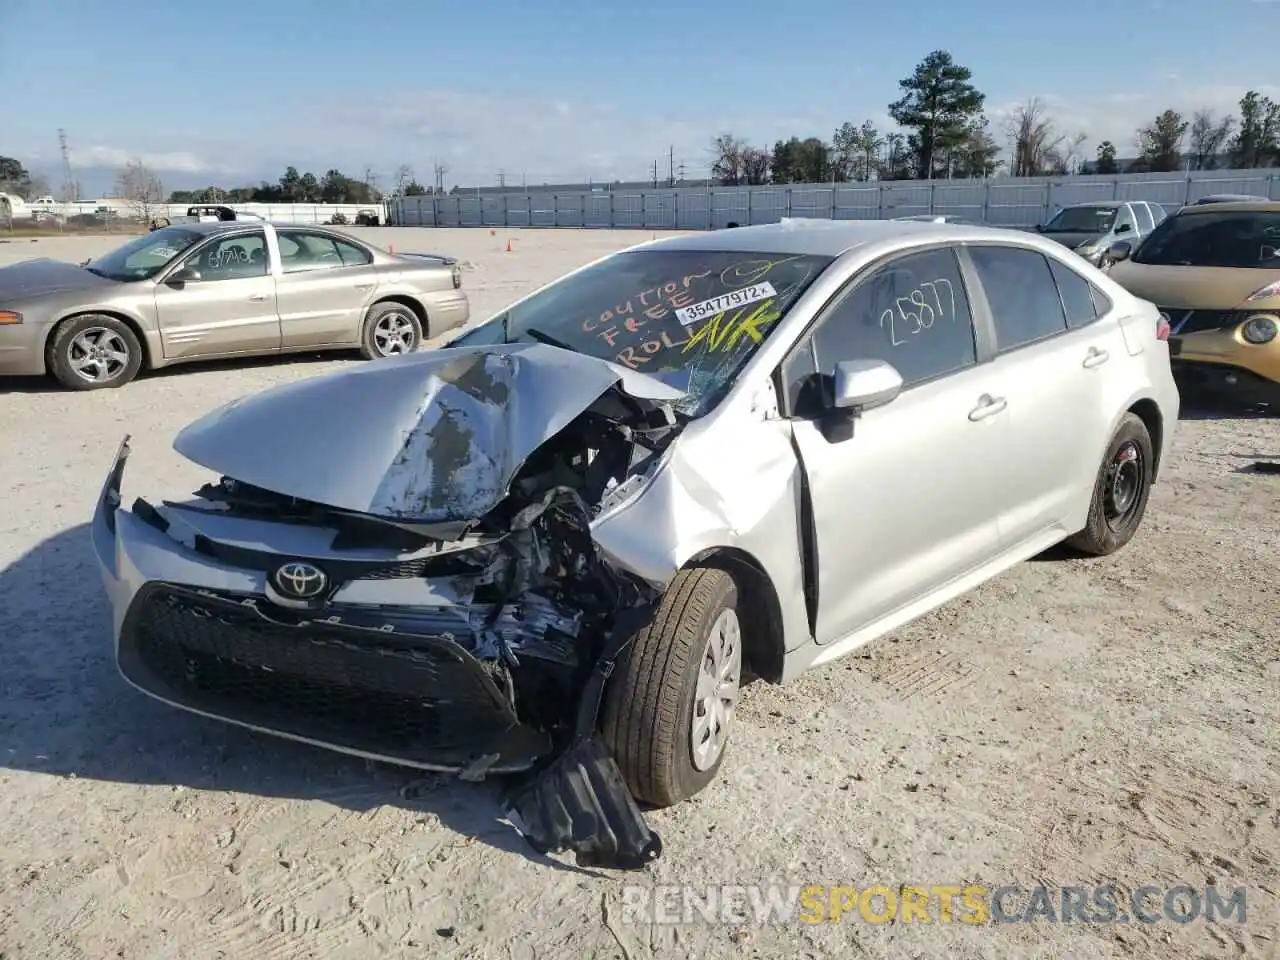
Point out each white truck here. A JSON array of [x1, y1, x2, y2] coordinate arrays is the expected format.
[[150, 204, 265, 231]]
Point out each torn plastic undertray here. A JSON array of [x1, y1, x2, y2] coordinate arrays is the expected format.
[[504, 604, 662, 870]]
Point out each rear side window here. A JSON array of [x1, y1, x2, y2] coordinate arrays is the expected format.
[[969, 246, 1068, 350], [1048, 258, 1100, 328], [809, 247, 977, 390], [1134, 203, 1155, 233]]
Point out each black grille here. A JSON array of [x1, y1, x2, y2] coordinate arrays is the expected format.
[[118, 583, 552, 770], [1157, 307, 1246, 335]]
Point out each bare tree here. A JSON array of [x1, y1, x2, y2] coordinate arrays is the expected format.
[[1005, 97, 1069, 177], [393, 164, 414, 196], [115, 160, 165, 222], [1188, 109, 1235, 170], [710, 133, 749, 185], [741, 147, 770, 185]]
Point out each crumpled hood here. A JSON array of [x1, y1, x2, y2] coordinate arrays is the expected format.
[[173, 342, 684, 525], [0, 258, 116, 301]]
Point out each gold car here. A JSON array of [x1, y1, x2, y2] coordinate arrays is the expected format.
[[1104, 200, 1280, 407]]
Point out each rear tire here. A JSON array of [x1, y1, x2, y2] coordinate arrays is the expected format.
[[1066, 413, 1153, 556], [600, 567, 742, 808], [47, 314, 143, 390], [360, 301, 423, 360]]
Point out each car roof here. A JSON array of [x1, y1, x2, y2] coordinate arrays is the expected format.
[[643, 218, 1041, 257], [1059, 200, 1125, 209], [165, 220, 350, 236], [1176, 199, 1280, 215]]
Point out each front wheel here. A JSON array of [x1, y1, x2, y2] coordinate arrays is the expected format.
[[600, 567, 743, 808], [360, 302, 423, 360], [1066, 412, 1154, 556], [47, 314, 143, 390]]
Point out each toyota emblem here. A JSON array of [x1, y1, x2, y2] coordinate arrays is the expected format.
[[272, 561, 328, 599]]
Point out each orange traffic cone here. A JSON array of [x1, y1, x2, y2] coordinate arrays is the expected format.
[[490, 229, 496, 236], [506, 239, 513, 253]]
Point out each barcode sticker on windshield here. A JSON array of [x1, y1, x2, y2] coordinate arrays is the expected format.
[[676, 281, 777, 326]]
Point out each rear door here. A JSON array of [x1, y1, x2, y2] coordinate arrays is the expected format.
[[782, 245, 1008, 644], [963, 244, 1127, 545], [274, 229, 379, 348], [153, 228, 281, 360]]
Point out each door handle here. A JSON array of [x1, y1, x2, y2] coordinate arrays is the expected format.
[[1083, 346, 1110, 368], [248, 293, 267, 302], [968, 394, 1007, 421]]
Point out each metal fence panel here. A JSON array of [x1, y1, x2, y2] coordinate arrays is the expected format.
[[387, 167, 1279, 229]]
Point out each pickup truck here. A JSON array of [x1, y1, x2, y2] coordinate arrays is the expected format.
[[149, 205, 265, 231]]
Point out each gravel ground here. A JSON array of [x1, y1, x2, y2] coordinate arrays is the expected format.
[[1, 228, 1277, 960]]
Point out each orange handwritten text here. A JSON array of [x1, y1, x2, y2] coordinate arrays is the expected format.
[[615, 327, 692, 369], [682, 300, 782, 354], [582, 271, 713, 343]]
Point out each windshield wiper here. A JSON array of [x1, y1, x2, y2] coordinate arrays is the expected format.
[[524, 326, 575, 352]]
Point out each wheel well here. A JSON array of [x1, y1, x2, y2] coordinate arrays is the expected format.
[[1128, 398, 1164, 480], [372, 295, 428, 335], [48, 311, 153, 370], [686, 547, 785, 683]]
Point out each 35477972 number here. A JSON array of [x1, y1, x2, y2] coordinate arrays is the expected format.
[[881, 278, 956, 347]]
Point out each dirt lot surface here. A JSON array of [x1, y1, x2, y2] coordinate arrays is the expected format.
[[1, 228, 1277, 960]]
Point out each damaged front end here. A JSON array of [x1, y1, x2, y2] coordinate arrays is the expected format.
[[93, 345, 688, 869]]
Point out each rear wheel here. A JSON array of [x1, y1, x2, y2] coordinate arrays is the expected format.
[[47, 314, 143, 390], [1066, 413, 1153, 556], [600, 567, 742, 808], [360, 302, 423, 360]]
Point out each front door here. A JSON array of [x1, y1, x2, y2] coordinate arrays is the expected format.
[[782, 246, 1008, 645], [273, 229, 379, 348], [154, 229, 281, 361]]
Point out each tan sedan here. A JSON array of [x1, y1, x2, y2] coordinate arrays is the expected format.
[[0, 221, 470, 389]]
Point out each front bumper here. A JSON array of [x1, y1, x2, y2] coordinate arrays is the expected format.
[[92, 437, 662, 868], [0, 319, 49, 376]]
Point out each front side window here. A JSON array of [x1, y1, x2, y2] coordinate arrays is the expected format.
[[969, 246, 1068, 350], [450, 248, 834, 416], [184, 231, 269, 281], [784, 247, 977, 414], [83, 227, 204, 281], [1134, 203, 1156, 233], [1132, 210, 1280, 268]]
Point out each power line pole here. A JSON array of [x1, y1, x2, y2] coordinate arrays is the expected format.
[[677, 160, 686, 184], [651, 159, 659, 188], [57, 128, 78, 201], [668, 145, 674, 187], [497, 170, 506, 189]]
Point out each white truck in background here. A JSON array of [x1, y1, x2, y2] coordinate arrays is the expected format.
[[150, 204, 265, 231]]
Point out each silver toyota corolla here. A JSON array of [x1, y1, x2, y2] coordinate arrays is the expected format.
[[92, 219, 1179, 868]]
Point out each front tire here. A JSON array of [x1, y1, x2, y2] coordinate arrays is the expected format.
[[360, 301, 423, 360], [47, 314, 143, 390], [1066, 413, 1154, 556], [601, 567, 742, 808]]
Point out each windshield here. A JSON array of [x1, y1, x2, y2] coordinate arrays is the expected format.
[[84, 227, 204, 281], [1132, 210, 1280, 268], [452, 248, 834, 415], [1044, 206, 1117, 233]]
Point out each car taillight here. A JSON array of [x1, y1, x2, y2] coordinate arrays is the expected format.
[[1156, 313, 1171, 340], [452, 265, 462, 289]]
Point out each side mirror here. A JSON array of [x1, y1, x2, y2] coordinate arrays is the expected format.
[[832, 359, 903, 413], [167, 266, 201, 286], [1115, 222, 1132, 235], [1034, 223, 1045, 233], [1104, 241, 1132, 264]]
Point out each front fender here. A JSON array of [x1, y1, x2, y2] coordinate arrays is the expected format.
[[590, 417, 812, 654]]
